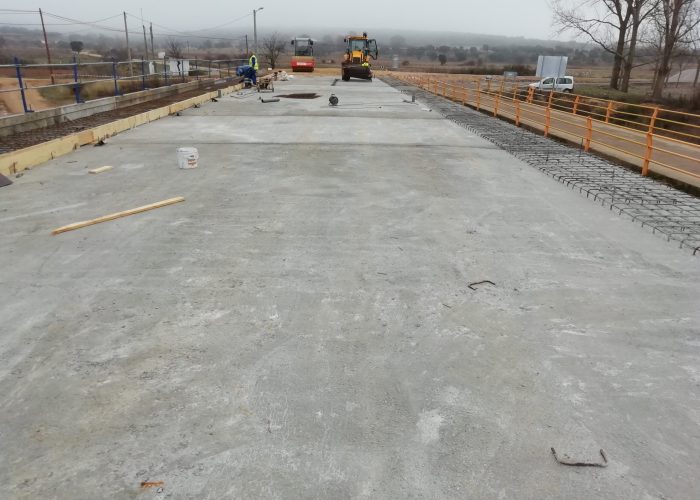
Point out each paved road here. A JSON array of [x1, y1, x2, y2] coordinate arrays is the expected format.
[[1, 76, 699, 499]]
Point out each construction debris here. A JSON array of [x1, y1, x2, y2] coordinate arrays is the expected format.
[[52, 197, 185, 235], [277, 93, 320, 99], [0, 173, 12, 188], [551, 447, 609, 467], [88, 166, 113, 174], [260, 98, 280, 103], [468, 280, 496, 290], [329, 94, 339, 106], [140, 481, 165, 489]]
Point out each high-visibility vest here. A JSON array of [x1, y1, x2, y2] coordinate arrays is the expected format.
[[249, 55, 259, 70]]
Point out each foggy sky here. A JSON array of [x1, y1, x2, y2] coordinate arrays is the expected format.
[[1, 1, 557, 40]]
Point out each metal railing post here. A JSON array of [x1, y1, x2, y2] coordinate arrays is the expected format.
[[195, 58, 199, 81], [163, 55, 168, 86], [515, 99, 521, 127], [72, 55, 82, 104], [585, 116, 593, 151], [141, 59, 147, 90], [605, 101, 613, 123], [545, 107, 551, 137], [476, 81, 481, 110], [643, 133, 654, 176], [13, 57, 31, 113], [643, 107, 660, 176], [112, 60, 120, 96], [648, 106, 660, 134]]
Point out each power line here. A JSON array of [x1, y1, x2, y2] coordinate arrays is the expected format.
[[125, 11, 251, 38], [2, 10, 249, 43], [0, 9, 39, 14]]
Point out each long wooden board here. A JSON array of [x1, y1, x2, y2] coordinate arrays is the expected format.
[[52, 197, 185, 235]]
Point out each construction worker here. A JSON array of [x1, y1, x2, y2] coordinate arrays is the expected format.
[[236, 64, 257, 85], [249, 53, 259, 75]]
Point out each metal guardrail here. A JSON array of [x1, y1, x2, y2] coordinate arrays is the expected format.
[[0, 57, 248, 115], [391, 73, 700, 185]]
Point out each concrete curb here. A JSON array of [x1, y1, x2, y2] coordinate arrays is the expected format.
[[0, 83, 243, 177]]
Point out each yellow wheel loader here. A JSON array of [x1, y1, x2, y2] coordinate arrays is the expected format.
[[341, 32, 378, 81]]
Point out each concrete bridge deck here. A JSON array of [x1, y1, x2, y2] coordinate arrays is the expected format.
[[1, 76, 698, 499]]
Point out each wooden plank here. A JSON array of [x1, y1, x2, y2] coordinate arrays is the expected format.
[[88, 166, 113, 174], [52, 197, 185, 235]]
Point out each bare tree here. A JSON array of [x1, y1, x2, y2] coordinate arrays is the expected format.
[[553, 0, 633, 89], [261, 32, 286, 69], [167, 39, 184, 59], [650, 0, 700, 99], [689, 13, 700, 86], [554, 0, 662, 91], [620, 1, 660, 91]]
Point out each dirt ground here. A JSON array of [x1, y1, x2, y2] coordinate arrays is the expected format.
[[0, 78, 55, 116]]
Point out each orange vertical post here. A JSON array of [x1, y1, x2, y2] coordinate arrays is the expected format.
[[476, 81, 481, 110], [605, 101, 613, 123], [642, 133, 653, 176], [515, 99, 521, 127], [494, 93, 500, 117], [642, 107, 660, 176], [544, 91, 553, 137], [648, 106, 660, 134], [584, 116, 592, 151], [572, 95, 580, 115]]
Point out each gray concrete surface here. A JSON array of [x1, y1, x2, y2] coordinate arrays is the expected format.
[[0, 75, 699, 499]]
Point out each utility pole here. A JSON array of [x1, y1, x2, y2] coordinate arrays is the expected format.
[[149, 23, 155, 60], [142, 24, 148, 60], [253, 10, 257, 53], [253, 7, 264, 53], [123, 11, 133, 77], [140, 9, 148, 61], [38, 8, 55, 84]]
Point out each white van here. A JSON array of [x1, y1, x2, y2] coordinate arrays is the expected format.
[[529, 76, 575, 93]]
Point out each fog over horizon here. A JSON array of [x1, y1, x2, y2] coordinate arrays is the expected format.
[[1, 0, 565, 42]]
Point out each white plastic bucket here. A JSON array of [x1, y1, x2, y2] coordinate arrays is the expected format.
[[177, 147, 199, 169]]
